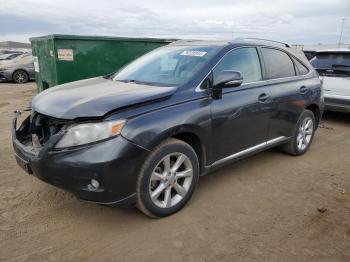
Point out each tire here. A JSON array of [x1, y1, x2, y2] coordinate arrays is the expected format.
[[136, 138, 199, 218], [12, 70, 29, 83], [282, 109, 316, 156]]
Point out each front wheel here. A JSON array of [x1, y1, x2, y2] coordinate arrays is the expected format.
[[282, 109, 316, 156], [136, 138, 199, 217]]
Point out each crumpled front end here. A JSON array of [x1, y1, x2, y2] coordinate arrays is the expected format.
[[12, 110, 150, 206]]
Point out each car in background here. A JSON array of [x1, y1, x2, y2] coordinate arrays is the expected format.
[[0, 53, 35, 83], [303, 50, 316, 60], [310, 49, 350, 113], [0, 52, 23, 61]]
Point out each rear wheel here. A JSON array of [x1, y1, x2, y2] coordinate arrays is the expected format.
[[136, 138, 199, 217], [13, 70, 29, 83], [282, 109, 316, 156]]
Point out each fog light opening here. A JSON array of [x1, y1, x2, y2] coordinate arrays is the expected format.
[[89, 179, 100, 191]]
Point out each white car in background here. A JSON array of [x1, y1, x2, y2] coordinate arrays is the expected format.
[[310, 49, 350, 113]]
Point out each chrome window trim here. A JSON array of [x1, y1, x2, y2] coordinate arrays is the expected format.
[[212, 136, 287, 167], [195, 46, 313, 93], [262, 71, 312, 84]]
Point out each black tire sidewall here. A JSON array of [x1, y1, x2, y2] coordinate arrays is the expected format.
[[13, 70, 29, 83], [293, 110, 316, 155], [138, 141, 199, 217]]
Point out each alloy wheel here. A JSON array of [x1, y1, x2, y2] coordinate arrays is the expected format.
[[13, 71, 28, 83], [297, 116, 314, 151], [149, 152, 193, 208]]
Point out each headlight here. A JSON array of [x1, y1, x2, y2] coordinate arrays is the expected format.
[[54, 120, 126, 149]]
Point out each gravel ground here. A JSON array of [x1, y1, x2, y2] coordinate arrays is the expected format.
[[0, 82, 349, 262]]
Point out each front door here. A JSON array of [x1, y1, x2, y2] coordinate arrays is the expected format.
[[210, 47, 272, 164]]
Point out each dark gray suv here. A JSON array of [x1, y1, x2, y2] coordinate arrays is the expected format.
[[13, 39, 324, 217]]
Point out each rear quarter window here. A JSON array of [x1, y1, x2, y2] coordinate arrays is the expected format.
[[261, 48, 296, 79]]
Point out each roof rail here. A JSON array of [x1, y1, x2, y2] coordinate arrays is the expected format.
[[235, 38, 290, 48]]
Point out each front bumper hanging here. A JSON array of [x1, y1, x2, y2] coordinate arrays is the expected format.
[[12, 110, 150, 206]]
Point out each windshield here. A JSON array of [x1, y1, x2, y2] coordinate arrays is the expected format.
[[113, 45, 220, 86]]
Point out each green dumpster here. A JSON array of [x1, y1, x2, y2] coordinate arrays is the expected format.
[[30, 34, 174, 92]]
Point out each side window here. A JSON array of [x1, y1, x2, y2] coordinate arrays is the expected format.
[[213, 47, 262, 85], [293, 58, 309, 75], [261, 48, 296, 79]]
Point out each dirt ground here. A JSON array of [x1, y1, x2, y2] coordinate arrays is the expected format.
[[0, 82, 349, 262]]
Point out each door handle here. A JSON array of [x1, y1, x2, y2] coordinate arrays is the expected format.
[[299, 86, 309, 94], [258, 93, 270, 102]]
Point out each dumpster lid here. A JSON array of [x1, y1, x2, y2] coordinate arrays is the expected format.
[[30, 34, 176, 43]]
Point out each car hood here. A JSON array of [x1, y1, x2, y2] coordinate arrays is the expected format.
[[32, 77, 177, 119], [321, 76, 350, 96]]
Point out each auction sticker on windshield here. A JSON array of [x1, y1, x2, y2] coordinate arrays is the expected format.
[[180, 51, 207, 57]]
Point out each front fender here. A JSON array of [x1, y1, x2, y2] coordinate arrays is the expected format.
[[120, 98, 212, 158]]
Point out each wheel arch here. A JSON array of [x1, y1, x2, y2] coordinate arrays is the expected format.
[[306, 104, 321, 127], [171, 132, 206, 174], [147, 125, 208, 174]]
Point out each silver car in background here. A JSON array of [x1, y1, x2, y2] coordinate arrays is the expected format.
[[0, 52, 23, 61], [310, 49, 350, 113], [0, 53, 35, 83]]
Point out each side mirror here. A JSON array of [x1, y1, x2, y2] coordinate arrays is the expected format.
[[214, 70, 243, 89]]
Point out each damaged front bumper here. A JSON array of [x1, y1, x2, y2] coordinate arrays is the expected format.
[[12, 110, 150, 206]]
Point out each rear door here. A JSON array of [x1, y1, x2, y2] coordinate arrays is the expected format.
[[210, 47, 272, 163], [259, 47, 313, 140]]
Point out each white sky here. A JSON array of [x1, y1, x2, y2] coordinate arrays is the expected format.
[[0, 0, 349, 44]]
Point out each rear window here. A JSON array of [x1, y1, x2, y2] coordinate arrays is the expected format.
[[261, 48, 296, 79], [310, 53, 350, 69]]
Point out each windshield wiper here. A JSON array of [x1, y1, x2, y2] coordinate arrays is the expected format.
[[115, 79, 159, 86], [115, 79, 130, 83], [116, 79, 140, 84]]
